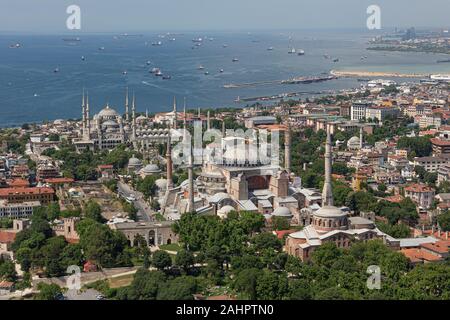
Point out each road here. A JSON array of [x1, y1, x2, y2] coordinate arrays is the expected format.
[[117, 181, 154, 222]]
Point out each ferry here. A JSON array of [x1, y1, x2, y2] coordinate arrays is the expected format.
[[430, 74, 450, 82]]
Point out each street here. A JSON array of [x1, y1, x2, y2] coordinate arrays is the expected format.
[[117, 181, 155, 222]]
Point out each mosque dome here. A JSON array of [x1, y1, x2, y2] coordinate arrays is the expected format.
[[314, 205, 347, 218], [128, 156, 142, 167], [217, 205, 236, 218], [155, 178, 168, 190], [272, 207, 293, 217], [347, 136, 361, 150], [141, 164, 161, 174], [98, 105, 120, 118]]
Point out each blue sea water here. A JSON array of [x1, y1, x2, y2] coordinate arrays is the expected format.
[[0, 30, 449, 127]]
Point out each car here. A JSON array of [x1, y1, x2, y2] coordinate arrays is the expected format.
[[96, 294, 105, 300]]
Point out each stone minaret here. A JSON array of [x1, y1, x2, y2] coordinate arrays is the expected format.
[[359, 126, 363, 149], [207, 110, 211, 131], [81, 89, 86, 136], [322, 124, 334, 206], [187, 139, 195, 213], [86, 92, 91, 138], [222, 119, 226, 137], [284, 124, 291, 174], [166, 133, 173, 189], [173, 97, 177, 129], [125, 87, 129, 122], [132, 93, 136, 141]]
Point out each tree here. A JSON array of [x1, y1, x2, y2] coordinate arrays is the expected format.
[[126, 269, 166, 300], [256, 270, 288, 300], [151, 250, 172, 271], [311, 242, 342, 268], [156, 276, 197, 300], [0, 259, 17, 282], [437, 211, 450, 231], [175, 249, 194, 274], [271, 216, 290, 231], [35, 283, 63, 300], [233, 268, 262, 300], [84, 200, 104, 222]]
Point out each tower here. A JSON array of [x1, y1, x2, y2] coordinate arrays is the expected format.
[[187, 138, 195, 213], [125, 87, 129, 122], [81, 89, 86, 136], [359, 126, 364, 149], [322, 124, 334, 206], [284, 123, 291, 174], [173, 96, 177, 129], [132, 92, 136, 141], [86, 92, 91, 138], [222, 119, 226, 137], [166, 133, 173, 190], [207, 110, 211, 131]]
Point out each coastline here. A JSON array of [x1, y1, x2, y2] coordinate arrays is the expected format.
[[330, 69, 429, 78]]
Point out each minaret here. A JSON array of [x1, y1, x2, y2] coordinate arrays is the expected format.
[[125, 87, 129, 122], [146, 108, 148, 118], [166, 132, 173, 189], [86, 92, 91, 138], [322, 124, 334, 206], [132, 93, 136, 140], [183, 98, 187, 129], [173, 97, 177, 129], [222, 119, 226, 137], [197, 108, 201, 118], [284, 123, 291, 174], [187, 138, 195, 213], [81, 89, 86, 136], [207, 110, 211, 131], [359, 126, 363, 149]]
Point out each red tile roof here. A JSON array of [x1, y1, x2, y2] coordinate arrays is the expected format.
[[0, 187, 55, 197], [404, 183, 434, 193], [0, 231, 16, 243]]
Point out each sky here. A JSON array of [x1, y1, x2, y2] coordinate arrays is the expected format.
[[0, 0, 449, 33]]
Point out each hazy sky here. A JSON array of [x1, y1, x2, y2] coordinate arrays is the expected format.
[[0, 0, 449, 33]]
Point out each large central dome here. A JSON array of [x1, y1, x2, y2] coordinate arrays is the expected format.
[[98, 105, 120, 119]]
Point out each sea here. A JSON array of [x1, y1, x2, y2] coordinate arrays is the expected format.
[[1, 29, 450, 127]]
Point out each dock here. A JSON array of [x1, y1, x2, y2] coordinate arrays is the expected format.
[[223, 75, 338, 89]]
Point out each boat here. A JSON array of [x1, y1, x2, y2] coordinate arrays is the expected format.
[[430, 74, 450, 82], [267, 47, 274, 51], [198, 65, 205, 70], [232, 58, 239, 62], [150, 67, 160, 74], [54, 68, 59, 73], [122, 70, 128, 75], [146, 60, 151, 65], [9, 43, 20, 48], [223, 44, 228, 48], [219, 69, 224, 73], [437, 59, 450, 63], [204, 71, 209, 75], [297, 49, 305, 56], [162, 75, 171, 80], [288, 48, 296, 54], [323, 54, 330, 59], [333, 58, 339, 62], [155, 70, 163, 76], [81, 56, 86, 61], [98, 46, 105, 51], [192, 37, 203, 43], [63, 37, 80, 42]]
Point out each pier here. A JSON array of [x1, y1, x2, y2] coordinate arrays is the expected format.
[[223, 75, 338, 89]]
